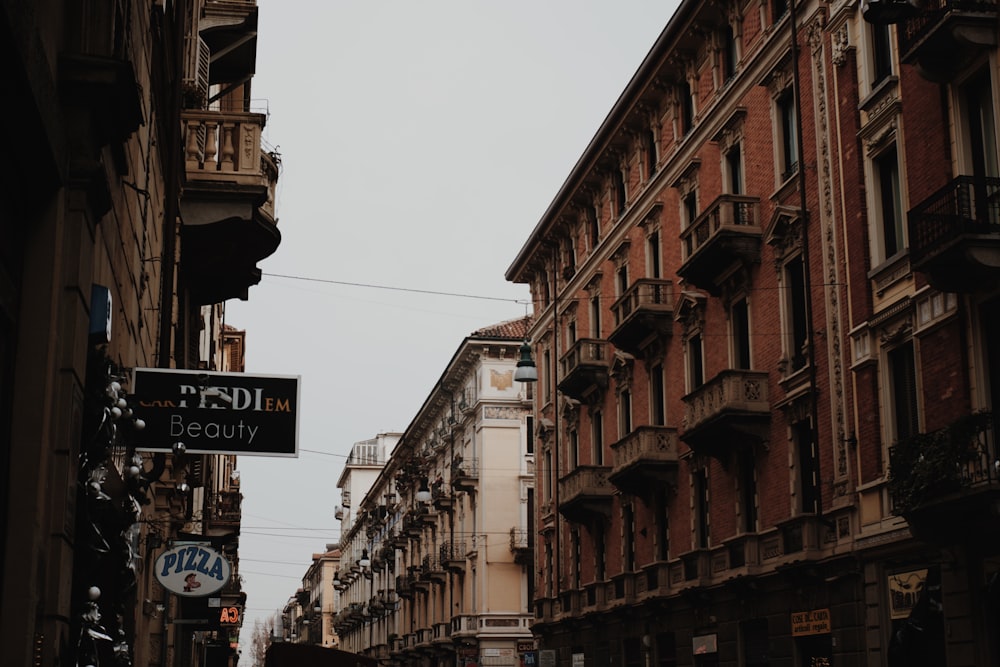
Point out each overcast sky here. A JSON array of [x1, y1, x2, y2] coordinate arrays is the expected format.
[[228, 1, 681, 657]]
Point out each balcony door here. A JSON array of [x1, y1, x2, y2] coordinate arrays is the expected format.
[[960, 68, 999, 181], [959, 68, 999, 227]]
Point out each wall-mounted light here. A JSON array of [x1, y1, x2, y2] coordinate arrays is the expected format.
[[359, 548, 371, 570], [514, 340, 538, 383]]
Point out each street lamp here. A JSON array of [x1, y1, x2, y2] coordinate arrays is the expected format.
[[514, 340, 538, 383], [415, 478, 432, 504]]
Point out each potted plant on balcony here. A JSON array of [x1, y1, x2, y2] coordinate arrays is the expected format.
[[889, 410, 995, 542]]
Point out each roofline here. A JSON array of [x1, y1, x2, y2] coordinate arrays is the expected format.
[[505, 0, 695, 283]]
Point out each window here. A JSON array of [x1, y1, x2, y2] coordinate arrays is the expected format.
[[590, 295, 602, 338], [870, 22, 894, 87], [544, 542, 553, 597], [679, 81, 694, 136], [570, 529, 581, 589], [688, 333, 705, 390], [613, 169, 627, 216], [888, 341, 919, 442], [961, 69, 999, 180], [617, 264, 629, 297], [543, 450, 552, 500], [683, 191, 698, 228], [874, 146, 905, 261], [567, 320, 577, 347], [645, 128, 659, 179], [731, 297, 751, 369], [647, 230, 662, 278], [794, 421, 820, 514], [623, 503, 636, 572], [694, 468, 710, 549], [777, 88, 798, 181], [619, 389, 632, 436], [624, 638, 642, 667], [773, 0, 789, 22], [721, 23, 738, 83], [569, 428, 579, 469], [726, 143, 744, 195], [784, 255, 809, 372], [543, 349, 552, 403], [650, 363, 666, 426], [592, 410, 604, 466], [587, 205, 600, 250], [594, 522, 606, 581], [656, 487, 670, 561], [738, 448, 758, 533], [526, 416, 534, 455]]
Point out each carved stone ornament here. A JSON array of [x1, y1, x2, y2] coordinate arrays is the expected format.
[[611, 350, 635, 386], [764, 205, 804, 267], [675, 290, 708, 340], [831, 23, 850, 67]]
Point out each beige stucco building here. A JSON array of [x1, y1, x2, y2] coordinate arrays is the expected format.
[[333, 317, 536, 667]]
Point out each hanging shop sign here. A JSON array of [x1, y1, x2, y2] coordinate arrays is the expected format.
[[791, 608, 832, 636], [131, 368, 299, 457], [154, 542, 232, 597]]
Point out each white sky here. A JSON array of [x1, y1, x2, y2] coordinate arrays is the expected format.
[[228, 1, 681, 657]]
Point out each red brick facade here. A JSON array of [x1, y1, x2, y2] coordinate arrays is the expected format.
[[508, 1, 1000, 666]]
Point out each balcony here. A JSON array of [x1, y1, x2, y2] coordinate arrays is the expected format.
[[558, 466, 614, 524], [180, 109, 280, 304], [681, 370, 770, 459], [432, 622, 451, 644], [889, 411, 1000, 545], [678, 194, 761, 296], [199, 0, 259, 85], [421, 553, 447, 583], [432, 485, 453, 511], [440, 541, 467, 573], [451, 458, 479, 493], [395, 575, 415, 599], [608, 279, 675, 355], [609, 426, 680, 498], [558, 339, 610, 402], [908, 176, 1000, 292], [450, 614, 477, 638], [509, 528, 532, 565], [897, 0, 998, 82]]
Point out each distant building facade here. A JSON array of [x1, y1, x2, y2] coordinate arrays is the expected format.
[[333, 318, 536, 667], [507, 1, 1000, 666]]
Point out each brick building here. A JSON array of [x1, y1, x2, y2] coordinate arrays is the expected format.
[[507, 1, 999, 666], [1, 1, 281, 666]]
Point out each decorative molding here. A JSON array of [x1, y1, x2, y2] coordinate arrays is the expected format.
[[831, 23, 850, 67]]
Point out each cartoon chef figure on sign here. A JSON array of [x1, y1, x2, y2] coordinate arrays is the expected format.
[[184, 573, 202, 592]]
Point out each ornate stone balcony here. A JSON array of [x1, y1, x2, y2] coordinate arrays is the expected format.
[[897, 0, 998, 82], [681, 370, 770, 459], [557, 339, 609, 402], [509, 527, 532, 565], [608, 279, 674, 355], [609, 426, 679, 499], [908, 175, 1000, 292], [678, 194, 761, 296], [180, 109, 280, 304], [558, 465, 614, 524]]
